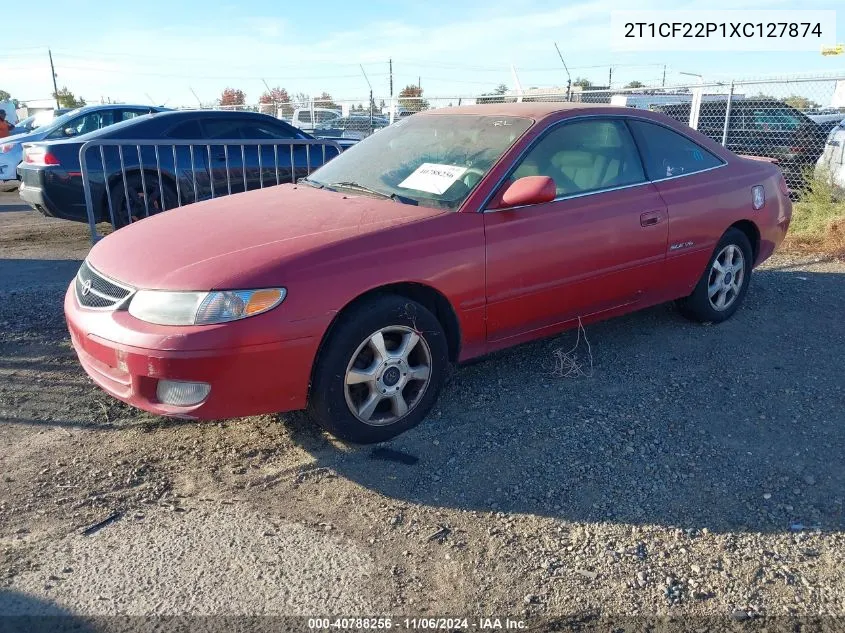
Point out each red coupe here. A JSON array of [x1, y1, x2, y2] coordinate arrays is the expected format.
[[64, 103, 792, 443]]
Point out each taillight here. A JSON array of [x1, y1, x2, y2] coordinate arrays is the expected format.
[[24, 147, 60, 166]]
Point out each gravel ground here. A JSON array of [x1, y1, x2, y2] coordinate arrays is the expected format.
[[1, 193, 844, 627]]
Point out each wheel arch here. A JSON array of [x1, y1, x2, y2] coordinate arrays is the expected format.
[[308, 281, 462, 397], [728, 219, 761, 263]]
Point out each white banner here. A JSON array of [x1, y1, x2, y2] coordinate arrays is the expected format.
[[611, 10, 836, 52]]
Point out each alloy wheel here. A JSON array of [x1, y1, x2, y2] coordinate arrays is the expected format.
[[708, 244, 746, 311], [343, 326, 432, 426]]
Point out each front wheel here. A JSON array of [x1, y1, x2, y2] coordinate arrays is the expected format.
[[677, 227, 753, 323], [308, 295, 449, 443]]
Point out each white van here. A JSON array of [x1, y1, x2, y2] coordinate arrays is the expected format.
[[815, 120, 845, 193], [291, 107, 341, 132]]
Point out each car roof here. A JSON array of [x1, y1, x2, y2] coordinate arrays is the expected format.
[[417, 102, 671, 120], [71, 103, 167, 112]]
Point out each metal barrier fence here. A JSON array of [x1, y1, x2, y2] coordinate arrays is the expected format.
[[79, 138, 342, 243], [185, 74, 843, 190]]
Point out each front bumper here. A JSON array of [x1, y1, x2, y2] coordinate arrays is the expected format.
[[64, 283, 320, 419]]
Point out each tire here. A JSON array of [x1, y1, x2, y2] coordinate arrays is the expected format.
[[308, 295, 449, 444], [108, 173, 177, 228], [677, 227, 753, 323]]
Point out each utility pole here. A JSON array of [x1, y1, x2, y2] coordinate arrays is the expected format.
[[48, 49, 59, 108], [389, 58, 393, 101], [608, 66, 613, 88], [662, 65, 666, 87], [554, 42, 572, 102]]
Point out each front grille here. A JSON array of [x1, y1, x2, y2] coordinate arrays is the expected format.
[[75, 261, 134, 309]]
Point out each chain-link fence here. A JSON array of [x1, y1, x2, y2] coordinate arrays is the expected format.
[[179, 73, 845, 190]]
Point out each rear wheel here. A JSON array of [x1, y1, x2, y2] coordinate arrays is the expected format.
[[677, 228, 753, 323], [108, 173, 177, 228], [308, 295, 449, 444]]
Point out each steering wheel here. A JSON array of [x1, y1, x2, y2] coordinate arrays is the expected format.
[[461, 167, 486, 188]]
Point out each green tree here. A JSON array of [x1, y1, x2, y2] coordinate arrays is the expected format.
[[398, 85, 428, 112], [625, 81, 645, 89], [53, 87, 86, 108], [573, 77, 592, 89], [782, 95, 820, 111], [478, 83, 509, 104], [313, 92, 340, 110], [0, 90, 11, 102]]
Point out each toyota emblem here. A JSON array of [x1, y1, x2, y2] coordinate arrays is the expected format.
[[81, 279, 92, 296]]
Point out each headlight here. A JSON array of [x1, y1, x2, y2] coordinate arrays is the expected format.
[[128, 288, 286, 325]]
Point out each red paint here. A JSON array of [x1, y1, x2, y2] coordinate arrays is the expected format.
[[65, 104, 791, 420], [499, 176, 556, 207]]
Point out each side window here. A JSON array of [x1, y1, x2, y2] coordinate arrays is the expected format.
[[201, 119, 245, 140], [627, 120, 723, 180], [511, 119, 646, 197], [297, 111, 312, 124], [750, 107, 800, 132], [236, 120, 297, 139], [316, 111, 338, 124], [47, 111, 115, 138], [119, 108, 153, 122], [165, 119, 203, 139]]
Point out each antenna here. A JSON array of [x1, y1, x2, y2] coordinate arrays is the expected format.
[[360, 64, 374, 134], [189, 86, 202, 108], [144, 92, 156, 105], [554, 42, 572, 102], [510, 65, 523, 102]]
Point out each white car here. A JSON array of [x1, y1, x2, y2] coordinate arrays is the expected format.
[[815, 120, 845, 193]]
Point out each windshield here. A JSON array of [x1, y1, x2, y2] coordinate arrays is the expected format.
[[43, 107, 86, 131], [14, 115, 36, 130], [308, 114, 532, 210]]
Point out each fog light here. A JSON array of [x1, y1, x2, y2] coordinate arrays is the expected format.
[[156, 380, 211, 406]]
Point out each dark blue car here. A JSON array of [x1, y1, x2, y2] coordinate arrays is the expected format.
[[18, 110, 347, 226]]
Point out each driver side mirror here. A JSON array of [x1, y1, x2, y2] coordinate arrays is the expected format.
[[490, 176, 556, 209], [63, 127, 78, 137]]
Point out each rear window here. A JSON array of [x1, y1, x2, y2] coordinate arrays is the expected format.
[[627, 120, 723, 180]]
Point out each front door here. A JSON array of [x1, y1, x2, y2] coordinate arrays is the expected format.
[[483, 118, 668, 343]]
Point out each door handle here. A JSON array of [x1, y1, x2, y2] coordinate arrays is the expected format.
[[640, 211, 664, 227]]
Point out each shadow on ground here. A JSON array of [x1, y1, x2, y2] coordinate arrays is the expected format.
[[285, 267, 845, 535], [2, 256, 843, 535]]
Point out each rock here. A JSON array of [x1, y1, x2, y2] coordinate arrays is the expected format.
[[803, 474, 816, 486], [731, 609, 749, 621], [637, 571, 647, 581], [523, 594, 538, 604], [763, 493, 772, 500], [691, 564, 702, 574]]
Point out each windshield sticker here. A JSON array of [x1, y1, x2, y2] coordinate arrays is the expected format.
[[398, 163, 468, 195]]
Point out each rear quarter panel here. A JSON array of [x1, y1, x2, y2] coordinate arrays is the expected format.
[[656, 155, 789, 299]]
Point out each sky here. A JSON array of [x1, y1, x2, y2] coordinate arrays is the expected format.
[[2, 0, 844, 108]]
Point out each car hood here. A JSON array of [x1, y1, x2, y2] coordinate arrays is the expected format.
[[87, 184, 444, 290]]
